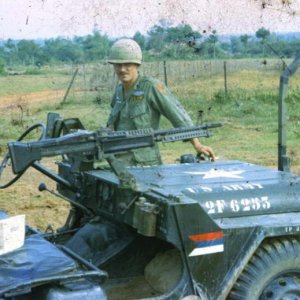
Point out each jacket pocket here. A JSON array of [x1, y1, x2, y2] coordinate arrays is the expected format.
[[129, 102, 151, 129]]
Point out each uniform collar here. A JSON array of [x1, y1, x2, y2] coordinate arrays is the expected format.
[[122, 75, 142, 100]]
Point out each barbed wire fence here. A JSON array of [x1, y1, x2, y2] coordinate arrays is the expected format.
[[64, 58, 288, 99]]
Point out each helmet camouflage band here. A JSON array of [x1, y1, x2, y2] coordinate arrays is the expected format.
[[108, 38, 142, 65]]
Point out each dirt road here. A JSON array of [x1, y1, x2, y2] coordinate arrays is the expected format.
[[0, 90, 65, 108]]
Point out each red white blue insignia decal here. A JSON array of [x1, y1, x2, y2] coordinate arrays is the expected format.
[[189, 231, 224, 256]]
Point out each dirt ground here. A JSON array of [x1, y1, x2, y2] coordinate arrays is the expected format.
[[0, 90, 70, 231], [0, 169, 70, 231], [0, 156, 70, 233], [0, 90, 65, 109]]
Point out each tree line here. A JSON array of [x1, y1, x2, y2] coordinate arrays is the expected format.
[[0, 21, 300, 74]]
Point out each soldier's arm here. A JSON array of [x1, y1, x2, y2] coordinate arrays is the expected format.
[[150, 81, 216, 160], [150, 81, 193, 128]]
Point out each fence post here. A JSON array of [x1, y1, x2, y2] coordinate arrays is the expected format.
[[223, 61, 228, 96], [83, 63, 87, 91], [163, 60, 168, 86], [61, 67, 79, 104]]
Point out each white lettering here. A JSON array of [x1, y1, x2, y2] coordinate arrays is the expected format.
[[252, 183, 263, 189], [241, 198, 251, 211], [201, 186, 213, 192], [205, 196, 271, 214], [215, 200, 226, 213], [223, 185, 233, 191], [222, 183, 264, 191], [261, 196, 271, 209], [285, 226, 300, 233], [205, 201, 216, 214], [230, 200, 240, 212], [231, 185, 244, 191], [251, 197, 261, 210], [186, 188, 196, 193]]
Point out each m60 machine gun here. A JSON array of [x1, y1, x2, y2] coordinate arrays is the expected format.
[[8, 122, 221, 189], [1, 52, 300, 300]]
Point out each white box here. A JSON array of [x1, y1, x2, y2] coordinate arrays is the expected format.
[[0, 215, 25, 255]]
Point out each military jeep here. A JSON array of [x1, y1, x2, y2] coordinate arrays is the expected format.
[[1, 52, 300, 300]]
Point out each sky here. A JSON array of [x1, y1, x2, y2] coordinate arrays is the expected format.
[[0, 0, 300, 40]]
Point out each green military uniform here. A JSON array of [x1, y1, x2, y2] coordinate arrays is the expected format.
[[107, 75, 194, 166]]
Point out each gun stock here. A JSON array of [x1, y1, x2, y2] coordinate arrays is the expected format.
[[8, 130, 96, 174]]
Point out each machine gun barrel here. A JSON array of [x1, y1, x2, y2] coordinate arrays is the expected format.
[[8, 123, 222, 174]]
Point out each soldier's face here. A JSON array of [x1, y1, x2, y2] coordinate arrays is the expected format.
[[113, 63, 139, 86]]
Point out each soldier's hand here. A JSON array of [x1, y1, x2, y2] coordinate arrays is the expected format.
[[198, 145, 216, 161], [191, 138, 216, 161]]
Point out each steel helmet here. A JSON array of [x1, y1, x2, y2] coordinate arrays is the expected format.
[[108, 39, 142, 65]]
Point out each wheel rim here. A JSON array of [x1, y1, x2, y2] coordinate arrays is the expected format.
[[260, 272, 300, 299]]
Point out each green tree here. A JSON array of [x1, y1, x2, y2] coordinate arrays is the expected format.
[[166, 24, 200, 43], [42, 38, 81, 63], [147, 24, 167, 51], [283, 38, 300, 57], [80, 31, 110, 61], [17, 39, 41, 65], [0, 58, 5, 75], [4, 39, 18, 66], [207, 30, 218, 59], [256, 27, 271, 41], [147, 19, 174, 51], [229, 36, 243, 56], [147, 21, 202, 58], [240, 34, 250, 55], [133, 31, 146, 50], [255, 27, 271, 56]]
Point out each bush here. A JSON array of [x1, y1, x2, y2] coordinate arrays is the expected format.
[[24, 66, 43, 75], [0, 58, 6, 75]]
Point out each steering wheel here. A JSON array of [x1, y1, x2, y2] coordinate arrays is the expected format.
[[0, 123, 46, 189]]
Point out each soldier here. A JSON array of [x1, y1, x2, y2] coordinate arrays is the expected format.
[[107, 38, 215, 166]]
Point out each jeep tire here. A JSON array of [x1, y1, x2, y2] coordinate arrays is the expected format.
[[229, 237, 300, 300]]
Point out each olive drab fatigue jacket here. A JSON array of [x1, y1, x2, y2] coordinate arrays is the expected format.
[[107, 75, 194, 166]]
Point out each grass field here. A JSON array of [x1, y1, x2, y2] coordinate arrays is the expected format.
[[0, 59, 300, 230]]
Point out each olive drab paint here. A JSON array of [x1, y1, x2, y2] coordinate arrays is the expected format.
[[107, 38, 143, 65]]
